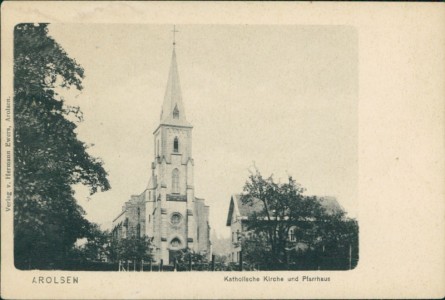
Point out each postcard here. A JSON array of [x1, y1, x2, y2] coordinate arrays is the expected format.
[[1, 2, 444, 299]]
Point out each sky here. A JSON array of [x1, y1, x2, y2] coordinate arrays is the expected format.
[[48, 24, 358, 238]]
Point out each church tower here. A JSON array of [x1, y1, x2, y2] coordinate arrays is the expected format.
[[144, 31, 210, 264]]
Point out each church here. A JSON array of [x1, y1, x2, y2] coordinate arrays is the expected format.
[[112, 36, 211, 265]]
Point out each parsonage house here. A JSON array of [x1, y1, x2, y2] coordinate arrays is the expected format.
[[112, 43, 211, 265], [226, 194, 343, 263]]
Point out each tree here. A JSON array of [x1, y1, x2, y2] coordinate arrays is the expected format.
[[241, 169, 317, 264], [111, 235, 153, 264], [240, 232, 273, 268], [13, 23, 110, 269], [79, 224, 112, 262], [310, 213, 359, 269], [174, 248, 208, 271], [241, 168, 358, 269]]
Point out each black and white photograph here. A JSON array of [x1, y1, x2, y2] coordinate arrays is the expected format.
[[11, 23, 358, 272], [1, 2, 444, 299]]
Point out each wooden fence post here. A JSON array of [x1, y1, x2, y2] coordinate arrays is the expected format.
[[188, 256, 192, 271], [349, 244, 352, 270], [239, 251, 243, 271]]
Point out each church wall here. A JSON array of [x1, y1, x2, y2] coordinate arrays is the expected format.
[[124, 195, 146, 238], [154, 131, 161, 158], [148, 188, 191, 263], [151, 200, 163, 262], [112, 193, 146, 241], [164, 159, 188, 195], [204, 206, 211, 258], [164, 201, 188, 247], [194, 200, 210, 256], [165, 127, 191, 163], [112, 210, 127, 239], [144, 189, 157, 238], [112, 47, 210, 266]]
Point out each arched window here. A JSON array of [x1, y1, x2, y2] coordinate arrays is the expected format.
[[170, 237, 181, 248], [172, 168, 179, 193], [173, 137, 179, 153], [173, 104, 179, 119]]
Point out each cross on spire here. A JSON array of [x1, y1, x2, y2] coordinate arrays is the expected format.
[[172, 25, 179, 46]]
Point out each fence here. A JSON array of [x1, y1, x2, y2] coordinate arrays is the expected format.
[[18, 245, 358, 271]]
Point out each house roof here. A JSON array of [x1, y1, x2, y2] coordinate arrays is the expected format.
[[226, 194, 343, 226], [226, 194, 263, 226], [318, 196, 344, 215], [235, 194, 263, 217]]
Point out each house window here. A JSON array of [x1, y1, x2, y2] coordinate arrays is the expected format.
[[172, 168, 179, 193], [289, 226, 297, 242], [173, 137, 179, 153]]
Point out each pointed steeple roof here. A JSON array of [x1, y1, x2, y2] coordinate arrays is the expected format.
[[160, 47, 192, 127]]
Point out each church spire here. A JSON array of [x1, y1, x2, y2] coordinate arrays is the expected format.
[[172, 25, 178, 47], [159, 28, 191, 127]]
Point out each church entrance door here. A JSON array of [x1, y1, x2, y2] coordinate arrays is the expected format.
[[169, 250, 180, 265]]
